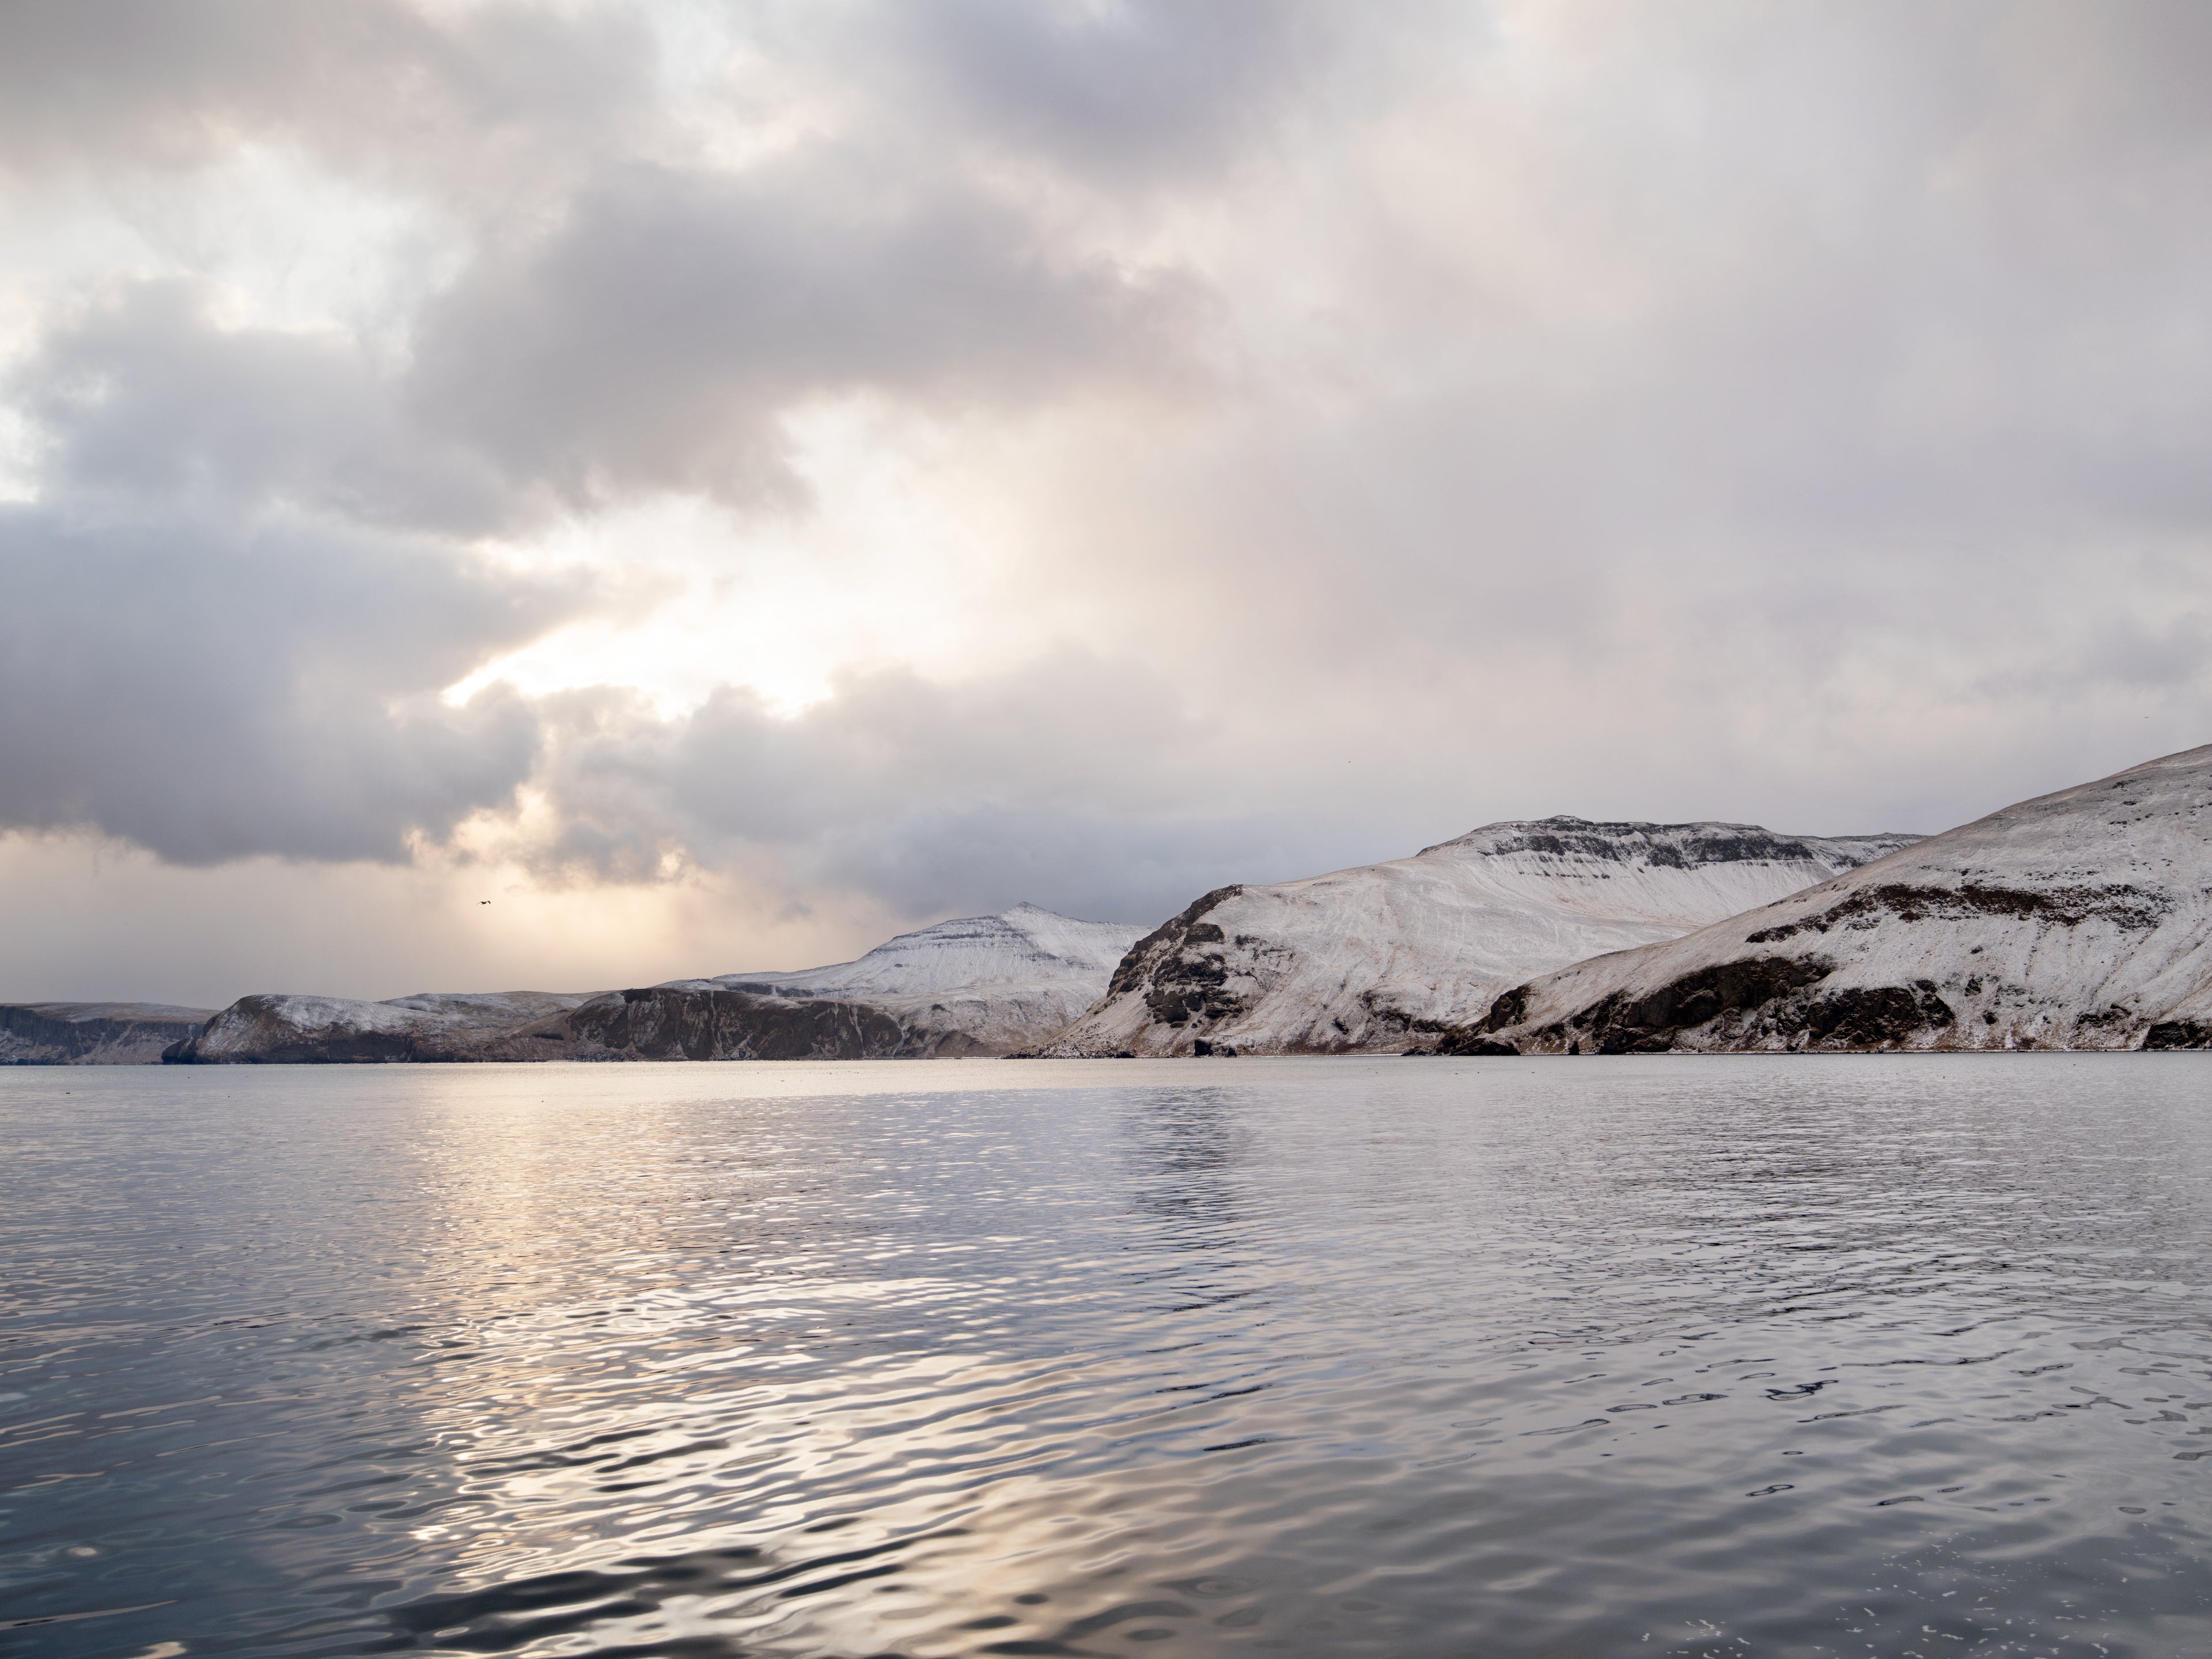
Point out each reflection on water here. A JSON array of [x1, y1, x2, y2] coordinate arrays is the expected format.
[[4, 1056, 2212, 1657]]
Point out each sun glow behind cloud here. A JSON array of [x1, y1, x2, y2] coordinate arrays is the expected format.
[[444, 402, 1024, 720], [4, 0, 2212, 1003]]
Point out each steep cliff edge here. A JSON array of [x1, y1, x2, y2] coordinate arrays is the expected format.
[[1, 1002, 213, 1065], [1042, 820, 1919, 1056], [167, 991, 597, 1063], [482, 987, 919, 1062], [1472, 745, 2212, 1054]]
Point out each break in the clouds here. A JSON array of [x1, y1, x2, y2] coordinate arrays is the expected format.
[[4, 0, 2212, 999]]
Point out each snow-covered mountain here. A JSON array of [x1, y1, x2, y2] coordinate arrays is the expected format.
[[1468, 745, 2212, 1054], [1, 1001, 213, 1065], [1043, 820, 1919, 1056], [168, 905, 1146, 1062], [643, 903, 1150, 1058]]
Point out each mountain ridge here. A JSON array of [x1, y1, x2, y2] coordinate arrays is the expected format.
[[647, 903, 1148, 1055], [1040, 817, 1921, 1056], [162, 904, 1146, 1063], [1466, 745, 2212, 1054]]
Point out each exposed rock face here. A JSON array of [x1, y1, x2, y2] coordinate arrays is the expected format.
[[166, 991, 596, 1063], [1476, 745, 2212, 1054], [1, 1002, 213, 1065], [483, 987, 920, 1062], [1043, 820, 1918, 1056], [1105, 887, 1252, 1035]]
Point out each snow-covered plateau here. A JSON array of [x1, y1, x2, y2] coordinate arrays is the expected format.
[[1466, 745, 2212, 1054], [1, 1002, 213, 1065], [1040, 820, 1918, 1056]]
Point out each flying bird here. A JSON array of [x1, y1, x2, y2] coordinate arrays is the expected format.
[[479, 900, 491, 906]]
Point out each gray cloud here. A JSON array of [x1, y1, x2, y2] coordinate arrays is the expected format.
[[855, 0, 1337, 184], [0, 0, 658, 191], [6, 1, 2212, 990], [407, 155, 1206, 507], [0, 0, 1237, 903], [0, 0, 433, 173], [23, 280, 512, 533], [522, 656, 1353, 925], [0, 271, 584, 866], [0, 503, 570, 863]]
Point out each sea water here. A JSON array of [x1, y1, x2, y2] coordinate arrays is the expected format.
[[3, 1055, 2210, 1657]]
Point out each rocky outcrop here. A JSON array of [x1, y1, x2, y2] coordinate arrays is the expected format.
[[1043, 820, 1918, 1056], [166, 991, 596, 1063], [1108, 886, 1253, 1031], [168, 985, 955, 1064], [1, 1002, 213, 1065], [483, 987, 922, 1061], [1477, 744, 2212, 1054]]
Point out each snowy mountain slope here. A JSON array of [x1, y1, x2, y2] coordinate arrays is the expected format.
[[1468, 745, 2212, 1054], [1, 1001, 213, 1065], [169, 991, 596, 1063], [650, 903, 1151, 1056], [702, 904, 1141, 999], [1043, 820, 1919, 1056]]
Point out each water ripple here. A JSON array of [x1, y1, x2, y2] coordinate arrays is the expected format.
[[3, 1055, 2211, 1656]]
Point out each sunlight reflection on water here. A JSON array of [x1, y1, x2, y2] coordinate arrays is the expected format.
[[3, 1055, 2211, 1657]]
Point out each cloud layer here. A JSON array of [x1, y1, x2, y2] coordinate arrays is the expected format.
[[5, 1, 2212, 995]]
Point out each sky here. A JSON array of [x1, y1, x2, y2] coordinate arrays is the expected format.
[[4, 0, 2211, 1006]]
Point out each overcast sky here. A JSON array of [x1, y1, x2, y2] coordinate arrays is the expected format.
[[4, 0, 2210, 1005]]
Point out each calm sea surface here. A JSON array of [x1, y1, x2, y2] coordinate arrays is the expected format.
[[4, 1056, 2211, 1658]]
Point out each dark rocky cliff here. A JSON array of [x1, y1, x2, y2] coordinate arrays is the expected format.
[[166, 985, 984, 1063], [488, 987, 927, 1061], [1, 1002, 212, 1065]]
